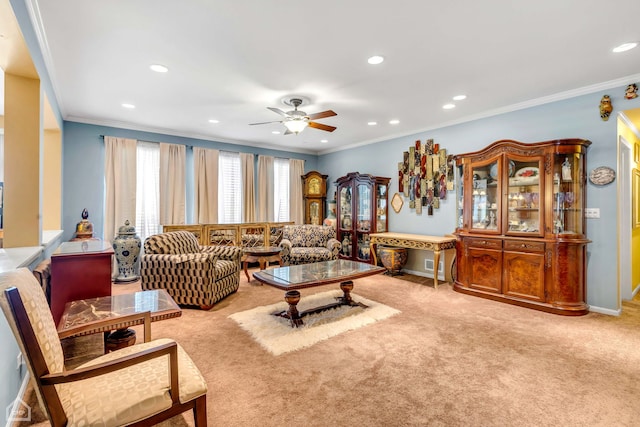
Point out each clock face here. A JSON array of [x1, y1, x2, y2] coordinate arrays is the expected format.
[[309, 177, 321, 194]]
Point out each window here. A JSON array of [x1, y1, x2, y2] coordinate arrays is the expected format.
[[219, 151, 242, 223], [135, 141, 160, 240], [273, 158, 289, 221]]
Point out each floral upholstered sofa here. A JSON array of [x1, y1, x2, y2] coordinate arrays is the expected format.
[[141, 230, 241, 309], [278, 225, 341, 266]]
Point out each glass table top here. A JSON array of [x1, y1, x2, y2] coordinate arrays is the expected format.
[[253, 259, 386, 290]]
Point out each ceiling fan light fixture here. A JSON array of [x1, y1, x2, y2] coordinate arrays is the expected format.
[[284, 119, 308, 134]]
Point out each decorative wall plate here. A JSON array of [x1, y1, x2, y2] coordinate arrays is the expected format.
[[391, 192, 404, 213], [589, 166, 616, 186]]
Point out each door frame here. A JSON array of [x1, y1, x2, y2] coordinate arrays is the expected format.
[[618, 134, 632, 303]]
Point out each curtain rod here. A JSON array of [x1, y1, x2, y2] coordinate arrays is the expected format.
[[99, 135, 193, 148]]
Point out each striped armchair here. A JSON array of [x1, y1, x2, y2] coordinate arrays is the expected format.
[[141, 231, 241, 309], [279, 225, 341, 266]]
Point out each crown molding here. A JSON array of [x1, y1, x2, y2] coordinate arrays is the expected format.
[[24, 0, 66, 116]]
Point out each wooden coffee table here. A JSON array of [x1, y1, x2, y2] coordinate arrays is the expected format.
[[57, 289, 181, 351], [253, 259, 386, 327], [242, 246, 283, 281]]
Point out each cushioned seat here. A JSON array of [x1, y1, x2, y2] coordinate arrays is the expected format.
[[0, 268, 208, 426], [141, 231, 241, 309], [278, 225, 341, 266]]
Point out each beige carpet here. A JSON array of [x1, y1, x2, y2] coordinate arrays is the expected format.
[[21, 269, 640, 426], [229, 290, 401, 355]]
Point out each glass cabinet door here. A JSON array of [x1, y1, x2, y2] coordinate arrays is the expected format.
[[506, 157, 543, 236], [375, 183, 387, 232], [552, 153, 584, 236], [470, 160, 499, 232], [356, 184, 372, 261]]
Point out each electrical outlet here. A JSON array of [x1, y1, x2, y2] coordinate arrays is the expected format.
[[585, 208, 600, 219]]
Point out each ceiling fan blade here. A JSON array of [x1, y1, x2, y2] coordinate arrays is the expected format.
[[249, 120, 283, 125], [307, 110, 337, 120], [308, 121, 337, 132], [267, 107, 289, 117]]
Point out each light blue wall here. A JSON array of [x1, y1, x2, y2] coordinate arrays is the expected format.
[[319, 88, 640, 312], [62, 121, 318, 241]]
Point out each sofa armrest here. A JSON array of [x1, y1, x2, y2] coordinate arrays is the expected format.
[[200, 245, 242, 262], [326, 238, 341, 251], [279, 239, 292, 266]]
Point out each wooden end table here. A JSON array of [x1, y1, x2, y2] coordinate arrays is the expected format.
[[242, 246, 283, 281], [57, 289, 181, 352]]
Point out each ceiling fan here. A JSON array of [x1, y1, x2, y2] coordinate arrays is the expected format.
[[249, 98, 337, 135]]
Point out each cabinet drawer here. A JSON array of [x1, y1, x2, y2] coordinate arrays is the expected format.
[[466, 238, 502, 250], [504, 240, 545, 253]]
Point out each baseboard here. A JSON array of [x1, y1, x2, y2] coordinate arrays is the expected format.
[[588, 305, 621, 316], [5, 371, 31, 427]]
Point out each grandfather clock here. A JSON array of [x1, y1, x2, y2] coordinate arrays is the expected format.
[[302, 171, 328, 225]]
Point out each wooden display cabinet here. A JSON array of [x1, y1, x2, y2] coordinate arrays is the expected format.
[[336, 172, 390, 264], [302, 171, 328, 225], [453, 139, 591, 315]]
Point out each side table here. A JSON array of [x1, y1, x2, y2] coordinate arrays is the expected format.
[[242, 246, 283, 281]]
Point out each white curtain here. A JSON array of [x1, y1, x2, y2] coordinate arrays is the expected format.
[[193, 147, 219, 223], [159, 143, 186, 225], [257, 155, 274, 221], [289, 159, 305, 224], [104, 136, 137, 241], [136, 142, 160, 241], [241, 152, 256, 222]]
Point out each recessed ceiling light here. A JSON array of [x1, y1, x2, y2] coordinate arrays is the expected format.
[[443, 103, 456, 110], [389, 119, 400, 125], [368, 121, 378, 126], [208, 119, 219, 124], [150, 64, 169, 73], [320, 139, 328, 143], [367, 55, 384, 65], [612, 42, 638, 53], [453, 95, 467, 101], [272, 131, 281, 134], [121, 103, 135, 109]]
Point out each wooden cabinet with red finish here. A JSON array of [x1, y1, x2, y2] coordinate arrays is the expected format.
[[453, 139, 591, 315], [50, 240, 114, 325]]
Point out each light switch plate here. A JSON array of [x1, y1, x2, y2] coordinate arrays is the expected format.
[[585, 208, 600, 218]]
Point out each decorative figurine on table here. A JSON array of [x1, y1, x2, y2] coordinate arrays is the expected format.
[[599, 95, 613, 121], [562, 157, 572, 181], [625, 84, 638, 100], [74, 208, 94, 239]]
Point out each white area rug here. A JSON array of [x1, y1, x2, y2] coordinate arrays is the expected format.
[[228, 290, 401, 356]]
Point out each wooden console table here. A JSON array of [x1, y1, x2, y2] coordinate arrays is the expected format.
[[369, 232, 456, 289]]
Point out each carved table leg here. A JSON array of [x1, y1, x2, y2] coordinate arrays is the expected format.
[[433, 248, 441, 289], [284, 290, 303, 328], [339, 280, 354, 305]]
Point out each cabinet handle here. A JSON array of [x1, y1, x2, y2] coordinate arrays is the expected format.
[[482, 241, 487, 245], [521, 244, 527, 248]]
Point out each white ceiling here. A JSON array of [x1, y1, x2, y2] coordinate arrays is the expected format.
[[28, 0, 640, 154]]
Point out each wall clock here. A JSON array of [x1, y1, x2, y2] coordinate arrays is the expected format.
[[588, 166, 616, 186]]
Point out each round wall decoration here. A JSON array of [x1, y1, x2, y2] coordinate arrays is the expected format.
[[589, 166, 616, 186]]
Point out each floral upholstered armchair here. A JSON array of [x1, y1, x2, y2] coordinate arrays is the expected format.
[[279, 225, 341, 266], [141, 231, 241, 309]]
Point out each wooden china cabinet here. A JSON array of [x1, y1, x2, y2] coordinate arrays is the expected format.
[[336, 172, 390, 264], [453, 139, 591, 315]]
